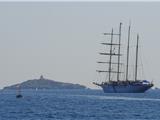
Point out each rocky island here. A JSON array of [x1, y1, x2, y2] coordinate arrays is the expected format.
[[3, 75, 86, 90]]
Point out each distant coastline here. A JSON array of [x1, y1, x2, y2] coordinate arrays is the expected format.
[[3, 75, 87, 90]]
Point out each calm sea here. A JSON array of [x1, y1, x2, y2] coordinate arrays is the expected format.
[[0, 89, 160, 120]]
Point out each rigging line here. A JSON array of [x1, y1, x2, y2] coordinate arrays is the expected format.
[[98, 72, 101, 83], [138, 38, 151, 80], [142, 45, 152, 80], [139, 44, 146, 80], [104, 61, 109, 82], [108, 28, 114, 82], [123, 64, 126, 81], [132, 64, 135, 81]]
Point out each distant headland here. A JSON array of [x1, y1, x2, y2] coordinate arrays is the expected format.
[[3, 75, 87, 90]]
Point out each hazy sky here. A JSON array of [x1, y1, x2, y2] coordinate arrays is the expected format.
[[0, 2, 160, 89]]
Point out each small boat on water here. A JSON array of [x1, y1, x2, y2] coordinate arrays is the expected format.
[[16, 94, 23, 98], [16, 85, 23, 98], [93, 23, 153, 93]]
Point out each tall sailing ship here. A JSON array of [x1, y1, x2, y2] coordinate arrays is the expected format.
[[93, 23, 153, 93]]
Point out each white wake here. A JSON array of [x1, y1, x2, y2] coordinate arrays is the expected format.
[[75, 95, 160, 101]]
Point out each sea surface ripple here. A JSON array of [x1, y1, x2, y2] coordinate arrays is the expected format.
[[0, 89, 160, 120]]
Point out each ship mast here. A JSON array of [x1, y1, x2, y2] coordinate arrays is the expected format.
[[97, 23, 122, 82], [117, 23, 122, 81], [135, 34, 139, 81], [126, 25, 131, 81], [108, 29, 114, 82]]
